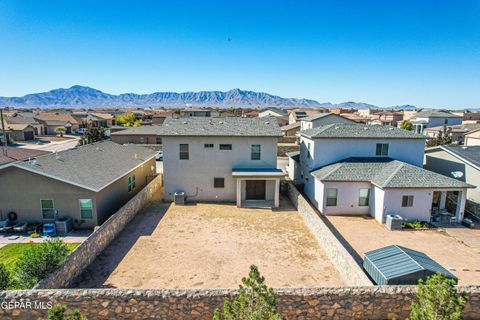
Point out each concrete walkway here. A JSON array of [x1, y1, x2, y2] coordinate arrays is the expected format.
[[0, 229, 91, 249]]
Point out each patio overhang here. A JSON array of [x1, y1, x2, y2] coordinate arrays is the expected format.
[[231, 167, 285, 178]]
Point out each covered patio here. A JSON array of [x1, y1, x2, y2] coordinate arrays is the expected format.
[[431, 189, 468, 224], [232, 168, 284, 208]]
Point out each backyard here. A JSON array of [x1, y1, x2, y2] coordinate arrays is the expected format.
[[75, 197, 344, 289], [326, 215, 480, 285]]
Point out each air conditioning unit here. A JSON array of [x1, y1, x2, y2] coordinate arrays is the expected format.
[[386, 214, 403, 230], [174, 191, 186, 205]]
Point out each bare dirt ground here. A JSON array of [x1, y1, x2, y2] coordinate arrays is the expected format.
[[326, 215, 480, 285], [75, 197, 344, 289]]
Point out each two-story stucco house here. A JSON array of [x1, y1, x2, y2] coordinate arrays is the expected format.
[[299, 113, 356, 131], [289, 123, 473, 224], [410, 110, 462, 134], [158, 117, 284, 208]]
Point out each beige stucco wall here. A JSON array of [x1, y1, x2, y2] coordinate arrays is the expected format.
[[111, 134, 159, 145]]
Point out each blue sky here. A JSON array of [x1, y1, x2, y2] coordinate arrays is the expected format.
[[0, 0, 479, 108]]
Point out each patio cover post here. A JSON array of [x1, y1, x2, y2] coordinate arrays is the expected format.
[[455, 190, 467, 222], [236, 178, 242, 208], [439, 191, 447, 210], [274, 178, 280, 208]]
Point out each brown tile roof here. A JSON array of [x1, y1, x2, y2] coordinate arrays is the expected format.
[[34, 112, 79, 124], [0, 147, 50, 166]]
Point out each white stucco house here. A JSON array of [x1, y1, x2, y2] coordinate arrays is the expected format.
[[410, 110, 462, 134], [158, 117, 284, 208], [288, 123, 473, 224], [300, 112, 356, 131]]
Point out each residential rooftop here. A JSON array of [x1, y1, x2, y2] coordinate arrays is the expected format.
[[0, 147, 50, 166], [413, 110, 462, 119], [301, 123, 427, 139], [7, 141, 156, 191], [311, 157, 473, 189], [149, 117, 282, 137], [430, 145, 480, 169]]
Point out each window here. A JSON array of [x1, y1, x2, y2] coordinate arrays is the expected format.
[[128, 175, 136, 192], [41, 199, 55, 219], [79, 199, 93, 219], [156, 136, 162, 144], [307, 142, 311, 158], [179, 144, 189, 160], [326, 188, 337, 206], [139, 136, 145, 144], [251, 144, 261, 160], [444, 119, 448, 124], [219, 144, 232, 150], [204, 144, 214, 148], [214, 178, 225, 188], [376, 143, 389, 156], [402, 195, 414, 207], [358, 188, 370, 206]]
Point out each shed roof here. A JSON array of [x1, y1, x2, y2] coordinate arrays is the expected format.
[[364, 245, 457, 284]]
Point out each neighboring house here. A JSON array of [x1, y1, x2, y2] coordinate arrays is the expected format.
[[281, 122, 301, 136], [357, 108, 377, 118], [287, 109, 325, 124], [339, 113, 367, 123], [74, 112, 116, 127], [464, 128, 480, 146], [0, 121, 36, 143], [0, 147, 50, 168], [258, 107, 288, 118], [289, 123, 471, 224], [6, 115, 45, 135], [111, 126, 163, 145], [34, 113, 80, 134], [425, 123, 480, 145], [425, 145, 480, 204], [152, 111, 174, 125], [463, 111, 480, 122], [410, 110, 462, 134], [0, 141, 157, 228], [402, 110, 417, 121], [158, 117, 284, 208], [181, 108, 219, 117], [369, 111, 403, 127], [300, 113, 356, 131]]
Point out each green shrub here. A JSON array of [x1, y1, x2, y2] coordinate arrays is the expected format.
[[15, 239, 70, 289], [403, 220, 430, 229], [0, 263, 10, 290], [46, 304, 87, 320], [409, 273, 467, 320], [213, 265, 282, 320]]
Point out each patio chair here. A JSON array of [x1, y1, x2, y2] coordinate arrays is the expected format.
[[43, 223, 57, 237], [450, 216, 457, 224], [0, 219, 13, 233]]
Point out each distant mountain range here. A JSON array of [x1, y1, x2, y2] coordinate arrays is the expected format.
[[0, 85, 415, 110]]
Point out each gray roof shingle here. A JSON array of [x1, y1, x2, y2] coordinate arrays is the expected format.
[[150, 117, 282, 137], [110, 125, 163, 136], [301, 123, 427, 139], [438, 145, 480, 169], [311, 157, 473, 189], [12, 141, 156, 191], [414, 110, 462, 119]]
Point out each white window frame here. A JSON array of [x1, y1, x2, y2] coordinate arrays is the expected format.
[[79, 199, 94, 219], [40, 199, 55, 219]]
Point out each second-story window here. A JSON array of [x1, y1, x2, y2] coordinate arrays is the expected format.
[[251, 144, 261, 160], [376, 143, 389, 156], [179, 144, 189, 160], [204, 144, 214, 148], [219, 144, 232, 150]]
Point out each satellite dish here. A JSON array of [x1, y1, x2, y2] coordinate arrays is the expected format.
[[451, 171, 464, 178]]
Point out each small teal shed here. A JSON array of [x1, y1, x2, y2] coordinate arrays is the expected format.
[[363, 245, 458, 285]]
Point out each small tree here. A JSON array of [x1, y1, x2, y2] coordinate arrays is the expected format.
[[55, 127, 66, 137], [409, 273, 467, 320], [400, 119, 413, 131], [426, 126, 453, 147], [213, 265, 282, 320], [46, 304, 87, 320], [0, 263, 10, 290], [15, 239, 70, 289], [78, 125, 105, 145], [115, 113, 138, 127]]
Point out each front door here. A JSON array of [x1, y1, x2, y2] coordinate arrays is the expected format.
[[246, 180, 266, 200]]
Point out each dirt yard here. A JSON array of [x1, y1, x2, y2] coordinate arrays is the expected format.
[[326, 216, 480, 285], [76, 197, 344, 289]]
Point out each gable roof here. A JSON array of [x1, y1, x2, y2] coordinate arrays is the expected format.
[[152, 117, 282, 137], [364, 245, 457, 285], [302, 112, 355, 123], [427, 145, 480, 170], [414, 110, 462, 119], [281, 122, 300, 131], [34, 112, 79, 124], [111, 125, 162, 136], [301, 123, 426, 139], [260, 108, 288, 116], [0, 147, 50, 166], [5, 116, 40, 125], [6, 141, 156, 192], [311, 157, 473, 189]]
